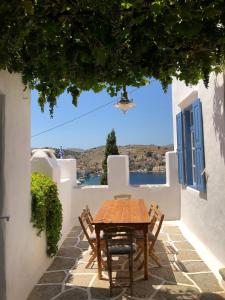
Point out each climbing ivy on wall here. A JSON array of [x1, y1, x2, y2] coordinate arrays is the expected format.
[[1, 1, 225, 115], [31, 172, 63, 257]]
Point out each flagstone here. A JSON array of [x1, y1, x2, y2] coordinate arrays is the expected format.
[[169, 234, 187, 242], [132, 276, 163, 298], [151, 252, 175, 265], [150, 265, 192, 285], [27, 285, 61, 300], [155, 284, 199, 300], [177, 251, 202, 261], [176, 261, 210, 273], [56, 288, 88, 300], [69, 226, 82, 234], [173, 241, 195, 250], [163, 226, 182, 235], [198, 292, 225, 299], [188, 273, 224, 293], [154, 240, 169, 253], [77, 240, 89, 250], [90, 276, 123, 299], [48, 257, 77, 271], [38, 271, 66, 284], [66, 273, 94, 288], [158, 233, 169, 241], [57, 247, 82, 259], [61, 238, 78, 247], [75, 262, 99, 273]]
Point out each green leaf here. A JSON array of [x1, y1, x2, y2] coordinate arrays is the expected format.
[[22, 0, 34, 15], [121, 2, 133, 9]]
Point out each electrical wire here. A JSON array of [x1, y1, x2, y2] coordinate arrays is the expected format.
[[31, 87, 140, 138]]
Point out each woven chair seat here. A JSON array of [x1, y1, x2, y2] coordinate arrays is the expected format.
[[108, 243, 136, 255]]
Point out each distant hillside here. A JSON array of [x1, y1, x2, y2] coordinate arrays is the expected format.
[[66, 148, 84, 152], [63, 144, 174, 175], [32, 144, 173, 174]]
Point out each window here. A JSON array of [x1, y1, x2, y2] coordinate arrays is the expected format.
[[176, 99, 206, 192]]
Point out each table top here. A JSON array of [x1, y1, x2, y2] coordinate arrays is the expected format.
[[92, 198, 151, 225]]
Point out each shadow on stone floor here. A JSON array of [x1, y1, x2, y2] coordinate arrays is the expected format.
[[27, 225, 225, 300]]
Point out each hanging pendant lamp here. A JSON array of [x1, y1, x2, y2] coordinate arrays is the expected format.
[[113, 86, 136, 114]]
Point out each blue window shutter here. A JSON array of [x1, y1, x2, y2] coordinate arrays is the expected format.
[[184, 111, 192, 185], [176, 112, 185, 185], [192, 99, 206, 192]]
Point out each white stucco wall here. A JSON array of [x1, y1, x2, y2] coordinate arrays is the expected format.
[[31, 149, 61, 183], [57, 159, 77, 185], [107, 155, 129, 187], [71, 153, 180, 223], [0, 71, 52, 300], [0, 73, 76, 300], [172, 73, 225, 270]]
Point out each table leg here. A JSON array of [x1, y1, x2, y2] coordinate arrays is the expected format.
[[143, 226, 148, 280], [95, 226, 102, 279]]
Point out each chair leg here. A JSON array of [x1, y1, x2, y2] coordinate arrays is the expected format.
[[150, 252, 162, 267], [137, 259, 144, 271], [101, 257, 106, 269], [85, 252, 96, 268], [108, 256, 113, 297], [129, 254, 133, 296], [134, 247, 142, 262]]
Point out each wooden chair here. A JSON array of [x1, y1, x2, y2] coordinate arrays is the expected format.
[[85, 205, 93, 221], [148, 201, 158, 217], [148, 201, 159, 231], [78, 210, 105, 268], [114, 194, 131, 200], [135, 200, 159, 243], [136, 208, 164, 268], [83, 205, 94, 232], [104, 226, 135, 296]]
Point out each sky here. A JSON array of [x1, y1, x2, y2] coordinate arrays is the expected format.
[[31, 80, 173, 150]]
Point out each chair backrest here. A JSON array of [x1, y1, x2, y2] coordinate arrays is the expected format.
[[148, 201, 159, 231], [149, 208, 164, 251], [114, 194, 131, 200], [104, 226, 134, 254], [84, 205, 94, 232], [85, 205, 93, 221], [78, 210, 95, 250], [148, 201, 158, 217]]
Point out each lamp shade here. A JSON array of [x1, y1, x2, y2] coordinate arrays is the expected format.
[[113, 87, 136, 113]]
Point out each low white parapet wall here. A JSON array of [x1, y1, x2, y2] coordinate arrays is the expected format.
[[30, 150, 180, 227], [72, 151, 180, 223], [57, 159, 77, 184], [31, 149, 61, 184], [108, 155, 129, 187]]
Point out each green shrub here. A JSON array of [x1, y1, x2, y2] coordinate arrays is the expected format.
[[31, 172, 62, 257]]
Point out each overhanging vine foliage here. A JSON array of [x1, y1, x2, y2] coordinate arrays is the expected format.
[[31, 172, 62, 257], [1, 1, 225, 115]]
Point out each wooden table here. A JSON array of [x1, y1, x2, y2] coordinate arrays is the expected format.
[[92, 198, 151, 280]]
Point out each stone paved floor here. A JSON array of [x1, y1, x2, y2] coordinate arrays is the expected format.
[[28, 224, 225, 300]]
